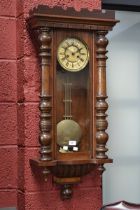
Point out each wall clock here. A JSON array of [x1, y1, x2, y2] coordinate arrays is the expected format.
[[27, 5, 118, 199]]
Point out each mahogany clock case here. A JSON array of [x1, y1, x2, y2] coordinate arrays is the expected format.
[[27, 5, 118, 198]]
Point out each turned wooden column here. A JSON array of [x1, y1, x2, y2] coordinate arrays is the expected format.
[[96, 30, 109, 160], [37, 27, 52, 176]]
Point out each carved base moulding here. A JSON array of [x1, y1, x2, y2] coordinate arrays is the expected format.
[[27, 5, 118, 199], [30, 158, 112, 177]]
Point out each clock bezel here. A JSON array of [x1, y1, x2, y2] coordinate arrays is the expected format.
[[57, 37, 90, 72]]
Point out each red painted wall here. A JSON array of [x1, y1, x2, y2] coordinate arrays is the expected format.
[[0, 1, 102, 209]]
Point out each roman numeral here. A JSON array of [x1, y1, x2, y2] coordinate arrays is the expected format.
[[80, 57, 84, 62], [66, 61, 69, 66], [80, 52, 86, 55]]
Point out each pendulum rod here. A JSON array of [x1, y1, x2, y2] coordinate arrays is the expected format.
[[64, 78, 72, 120]]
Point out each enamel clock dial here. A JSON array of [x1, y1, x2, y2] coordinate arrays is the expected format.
[[57, 38, 89, 72]]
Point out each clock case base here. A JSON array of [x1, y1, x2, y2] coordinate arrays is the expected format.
[[30, 158, 113, 199], [27, 5, 118, 199]]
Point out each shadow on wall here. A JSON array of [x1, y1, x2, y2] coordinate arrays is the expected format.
[[103, 10, 140, 204]]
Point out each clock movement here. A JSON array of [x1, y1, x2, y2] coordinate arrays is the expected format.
[[27, 5, 118, 199]]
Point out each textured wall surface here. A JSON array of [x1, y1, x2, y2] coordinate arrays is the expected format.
[[0, 0, 18, 207], [0, 0, 102, 209], [24, 0, 101, 12]]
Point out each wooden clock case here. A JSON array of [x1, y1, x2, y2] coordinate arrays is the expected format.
[[27, 5, 118, 199]]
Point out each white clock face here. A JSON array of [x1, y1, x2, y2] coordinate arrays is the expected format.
[[57, 38, 89, 72]]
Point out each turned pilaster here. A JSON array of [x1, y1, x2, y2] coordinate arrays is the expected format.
[[37, 27, 52, 164], [96, 31, 109, 159]]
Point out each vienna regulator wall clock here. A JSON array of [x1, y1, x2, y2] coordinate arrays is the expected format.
[[27, 5, 118, 199]]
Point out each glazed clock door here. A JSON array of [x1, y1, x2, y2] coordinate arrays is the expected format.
[[54, 30, 95, 160]]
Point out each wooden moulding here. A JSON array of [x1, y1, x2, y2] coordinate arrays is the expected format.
[[27, 5, 118, 31], [27, 5, 117, 199], [30, 158, 113, 168]]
